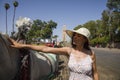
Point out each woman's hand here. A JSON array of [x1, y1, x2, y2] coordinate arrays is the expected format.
[[8, 38, 24, 48]]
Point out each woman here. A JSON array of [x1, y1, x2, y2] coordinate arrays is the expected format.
[[9, 27, 99, 80]]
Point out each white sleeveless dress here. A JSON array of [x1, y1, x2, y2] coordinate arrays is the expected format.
[[68, 53, 93, 80]]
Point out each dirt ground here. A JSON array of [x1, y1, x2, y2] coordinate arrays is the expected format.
[[52, 55, 69, 80]]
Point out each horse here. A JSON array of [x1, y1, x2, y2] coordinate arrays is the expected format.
[[0, 33, 59, 80]]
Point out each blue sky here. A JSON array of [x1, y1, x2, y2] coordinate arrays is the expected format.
[[0, 0, 107, 41]]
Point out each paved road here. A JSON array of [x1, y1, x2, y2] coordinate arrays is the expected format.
[[92, 48, 120, 80]]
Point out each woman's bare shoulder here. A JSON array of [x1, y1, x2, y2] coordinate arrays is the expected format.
[[90, 50, 96, 62]]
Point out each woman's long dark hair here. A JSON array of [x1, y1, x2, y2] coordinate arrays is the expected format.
[[71, 33, 91, 50]]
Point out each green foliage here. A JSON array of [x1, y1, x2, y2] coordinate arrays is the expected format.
[[27, 19, 57, 42], [90, 36, 110, 46], [107, 0, 120, 12], [83, 20, 99, 39], [4, 3, 10, 10], [98, 36, 110, 44], [13, 1, 19, 7]]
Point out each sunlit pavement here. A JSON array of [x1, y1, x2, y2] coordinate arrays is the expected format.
[[92, 47, 120, 80], [92, 47, 120, 52]]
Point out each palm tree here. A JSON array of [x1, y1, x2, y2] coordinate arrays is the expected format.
[[4, 3, 10, 35], [12, 1, 18, 34]]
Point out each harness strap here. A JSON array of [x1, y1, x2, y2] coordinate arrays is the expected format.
[[11, 49, 30, 80], [19, 49, 30, 80]]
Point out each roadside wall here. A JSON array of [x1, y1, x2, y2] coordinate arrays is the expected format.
[[114, 42, 120, 49]]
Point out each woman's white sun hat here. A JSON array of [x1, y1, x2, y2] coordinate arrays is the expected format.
[[65, 27, 90, 40]]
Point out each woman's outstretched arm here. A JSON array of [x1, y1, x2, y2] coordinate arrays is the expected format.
[[9, 38, 71, 55]]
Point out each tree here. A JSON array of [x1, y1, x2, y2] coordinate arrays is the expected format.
[[27, 19, 57, 43], [101, 10, 110, 36], [83, 20, 98, 39], [46, 20, 57, 38], [4, 3, 10, 35], [106, 0, 120, 42], [107, 0, 120, 12], [12, 1, 19, 35]]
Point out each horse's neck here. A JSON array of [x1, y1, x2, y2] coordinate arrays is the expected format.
[[0, 35, 20, 68], [0, 34, 20, 80]]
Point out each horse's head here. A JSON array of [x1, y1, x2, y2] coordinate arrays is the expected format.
[[0, 33, 20, 80], [15, 17, 32, 42], [11, 25, 31, 42]]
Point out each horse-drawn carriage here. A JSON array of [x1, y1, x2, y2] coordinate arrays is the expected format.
[[0, 17, 70, 80], [0, 33, 62, 80]]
